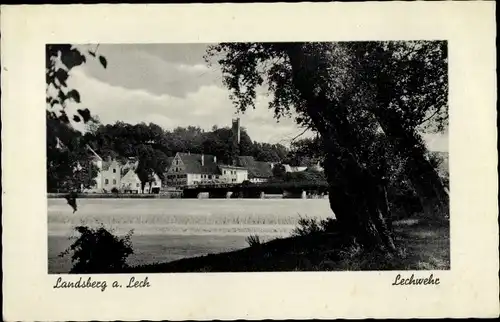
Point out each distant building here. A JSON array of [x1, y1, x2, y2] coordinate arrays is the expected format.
[[120, 168, 143, 193], [83, 146, 163, 194], [165, 152, 249, 187], [121, 169, 162, 194], [236, 156, 274, 183], [282, 164, 308, 173], [231, 117, 241, 166], [219, 164, 248, 183], [83, 146, 122, 193], [166, 152, 221, 187]]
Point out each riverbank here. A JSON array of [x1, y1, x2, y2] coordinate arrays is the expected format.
[[49, 199, 449, 273], [48, 198, 333, 273], [47, 192, 182, 199], [123, 218, 450, 272]]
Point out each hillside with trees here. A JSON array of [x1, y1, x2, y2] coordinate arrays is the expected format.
[[47, 113, 296, 191]]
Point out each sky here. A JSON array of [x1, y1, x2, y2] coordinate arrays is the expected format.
[[65, 43, 448, 152]]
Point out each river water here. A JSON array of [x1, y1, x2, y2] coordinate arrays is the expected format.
[[48, 198, 332, 273]]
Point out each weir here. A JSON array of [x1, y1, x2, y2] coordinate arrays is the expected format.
[[179, 182, 329, 199]]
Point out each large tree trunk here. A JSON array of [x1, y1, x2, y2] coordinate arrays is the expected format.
[[284, 44, 397, 252], [370, 108, 449, 217], [323, 152, 396, 252]]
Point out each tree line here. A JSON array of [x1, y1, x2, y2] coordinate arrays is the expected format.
[[46, 112, 314, 192]]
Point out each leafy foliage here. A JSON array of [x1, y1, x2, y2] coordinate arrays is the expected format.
[[245, 234, 261, 247], [59, 225, 134, 273], [206, 41, 449, 250], [46, 44, 106, 192], [46, 111, 99, 192], [46, 44, 104, 124], [271, 163, 286, 179], [291, 216, 340, 237]]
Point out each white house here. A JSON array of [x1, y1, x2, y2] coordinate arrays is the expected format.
[[166, 152, 222, 187], [83, 146, 162, 194], [83, 146, 122, 193], [120, 169, 143, 193], [236, 156, 274, 183], [165, 152, 249, 188], [120, 169, 162, 194], [218, 165, 248, 184]]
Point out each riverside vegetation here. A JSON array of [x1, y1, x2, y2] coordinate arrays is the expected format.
[[59, 213, 449, 273]]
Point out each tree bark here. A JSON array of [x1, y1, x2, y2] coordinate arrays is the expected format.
[[370, 108, 449, 217], [284, 43, 397, 252]]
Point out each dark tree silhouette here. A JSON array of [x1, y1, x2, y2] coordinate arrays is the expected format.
[[205, 41, 449, 253]]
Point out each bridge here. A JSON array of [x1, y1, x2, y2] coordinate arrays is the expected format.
[[177, 181, 329, 199]]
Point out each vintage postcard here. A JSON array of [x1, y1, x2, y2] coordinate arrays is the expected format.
[[2, 2, 498, 320]]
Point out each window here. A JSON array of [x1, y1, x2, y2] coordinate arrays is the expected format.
[[105, 179, 109, 185], [223, 170, 226, 175], [136, 183, 140, 187], [113, 179, 116, 184], [113, 168, 116, 173]]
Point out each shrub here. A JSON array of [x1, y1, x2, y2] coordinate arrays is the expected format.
[[59, 224, 134, 273], [319, 217, 340, 232], [291, 216, 340, 237], [245, 234, 261, 247], [292, 216, 321, 236], [111, 187, 119, 194]]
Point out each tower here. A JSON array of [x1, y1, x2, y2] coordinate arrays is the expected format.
[[231, 118, 241, 166], [232, 118, 240, 145]]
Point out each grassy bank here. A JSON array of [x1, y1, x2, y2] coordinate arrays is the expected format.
[[122, 218, 449, 273]]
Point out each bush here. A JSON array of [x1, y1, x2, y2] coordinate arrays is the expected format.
[[111, 187, 119, 194], [319, 217, 340, 232], [291, 216, 339, 236], [245, 234, 261, 247], [292, 216, 322, 236], [59, 224, 134, 273]]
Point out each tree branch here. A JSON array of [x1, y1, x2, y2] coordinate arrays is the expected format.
[[418, 107, 440, 126], [290, 126, 312, 143]]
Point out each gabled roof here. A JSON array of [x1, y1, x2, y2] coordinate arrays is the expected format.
[[236, 156, 273, 178], [101, 159, 121, 171], [121, 159, 139, 176], [218, 164, 247, 171], [165, 156, 175, 170], [178, 153, 220, 175]]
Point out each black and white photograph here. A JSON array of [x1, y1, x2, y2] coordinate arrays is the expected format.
[[47, 41, 450, 274], [3, 3, 498, 320]]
